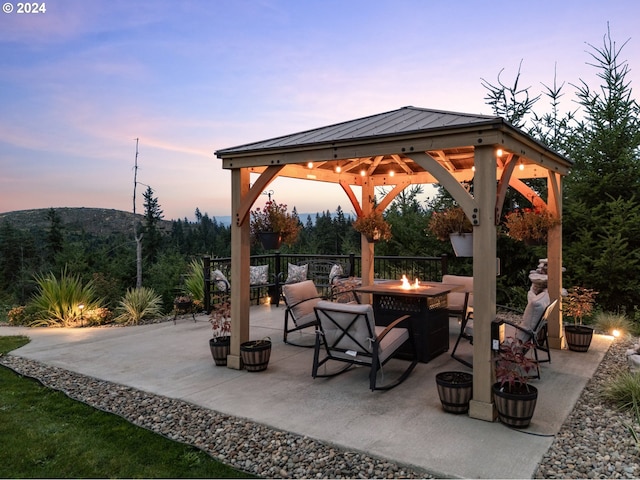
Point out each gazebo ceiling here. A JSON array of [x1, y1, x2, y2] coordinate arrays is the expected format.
[[215, 106, 572, 188]]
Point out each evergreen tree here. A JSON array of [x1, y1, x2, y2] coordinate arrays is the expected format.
[[45, 208, 64, 255], [142, 186, 164, 264]]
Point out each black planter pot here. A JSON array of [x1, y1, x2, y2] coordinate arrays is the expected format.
[[209, 336, 230, 366], [436, 371, 473, 414], [240, 339, 272, 372], [257, 232, 282, 250], [492, 382, 538, 428], [565, 325, 594, 352]]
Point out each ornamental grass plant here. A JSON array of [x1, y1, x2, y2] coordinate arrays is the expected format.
[[29, 269, 105, 327], [114, 287, 164, 325]]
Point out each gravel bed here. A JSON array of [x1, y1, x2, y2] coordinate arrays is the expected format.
[[1, 336, 639, 478], [534, 338, 640, 479]]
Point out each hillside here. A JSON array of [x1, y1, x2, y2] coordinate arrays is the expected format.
[[0, 208, 174, 236]]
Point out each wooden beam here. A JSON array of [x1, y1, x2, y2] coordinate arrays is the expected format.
[[376, 180, 411, 212], [408, 152, 479, 225], [235, 165, 284, 226], [339, 180, 363, 217]]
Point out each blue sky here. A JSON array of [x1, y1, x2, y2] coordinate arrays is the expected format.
[[1, 0, 638, 221]]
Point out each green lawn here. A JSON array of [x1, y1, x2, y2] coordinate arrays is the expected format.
[[0, 336, 254, 478]]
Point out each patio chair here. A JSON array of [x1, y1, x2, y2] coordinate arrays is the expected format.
[[312, 300, 417, 391], [282, 280, 324, 346], [451, 294, 557, 378]]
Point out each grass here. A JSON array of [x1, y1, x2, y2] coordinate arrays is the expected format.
[[0, 336, 253, 478]]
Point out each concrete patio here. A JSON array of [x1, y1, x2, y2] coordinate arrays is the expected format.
[[1, 304, 611, 479]]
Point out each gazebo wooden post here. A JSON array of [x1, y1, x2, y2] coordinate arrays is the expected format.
[[468, 145, 498, 422], [227, 167, 251, 370], [360, 176, 375, 289], [546, 171, 564, 349]]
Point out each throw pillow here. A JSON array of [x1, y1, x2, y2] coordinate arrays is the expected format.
[[285, 263, 308, 284], [329, 264, 344, 284], [516, 290, 550, 342], [249, 265, 269, 285], [212, 269, 230, 292]]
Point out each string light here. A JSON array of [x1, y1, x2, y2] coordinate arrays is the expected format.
[[389, 170, 395, 177], [307, 162, 313, 169], [519, 160, 525, 171], [360, 169, 366, 176], [496, 148, 503, 157]]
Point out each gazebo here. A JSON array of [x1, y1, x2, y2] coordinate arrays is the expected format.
[[214, 106, 572, 421]]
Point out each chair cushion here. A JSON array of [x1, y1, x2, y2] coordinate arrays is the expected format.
[[315, 301, 376, 354], [374, 325, 409, 363], [283, 280, 320, 322], [285, 263, 308, 284], [249, 265, 269, 285], [516, 290, 550, 342], [443, 275, 474, 312]]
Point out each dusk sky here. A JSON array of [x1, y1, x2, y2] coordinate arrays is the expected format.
[[1, 0, 638, 221]]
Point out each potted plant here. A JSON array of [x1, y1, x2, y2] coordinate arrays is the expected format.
[[353, 210, 392, 242], [492, 337, 539, 428], [504, 206, 560, 245], [427, 206, 473, 256], [564, 286, 598, 352], [173, 294, 195, 322], [435, 371, 473, 414], [250, 200, 301, 249], [209, 293, 231, 366], [240, 337, 272, 372]]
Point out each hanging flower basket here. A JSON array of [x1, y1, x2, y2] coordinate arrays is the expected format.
[[449, 233, 473, 257], [353, 210, 392, 242], [250, 200, 300, 247], [427, 207, 473, 242], [256, 232, 282, 250], [504, 207, 560, 244]]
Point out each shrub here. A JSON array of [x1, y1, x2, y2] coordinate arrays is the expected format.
[[602, 371, 640, 412], [593, 311, 633, 337], [29, 270, 103, 327], [183, 258, 204, 303], [114, 287, 164, 325]]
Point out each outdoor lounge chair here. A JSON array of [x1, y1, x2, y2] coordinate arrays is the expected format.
[[312, 300, 418, 391], [282, 280, 324, 346]]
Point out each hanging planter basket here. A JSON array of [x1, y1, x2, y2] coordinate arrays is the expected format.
[[436, 371, 473, 414], [256, 232, 282, 250], [209, 336, 230, 366], [492, 382, 538, 428], [564, 325, 594, 352], [240, 338, 272, 372], [449, 233, 473, 257]]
